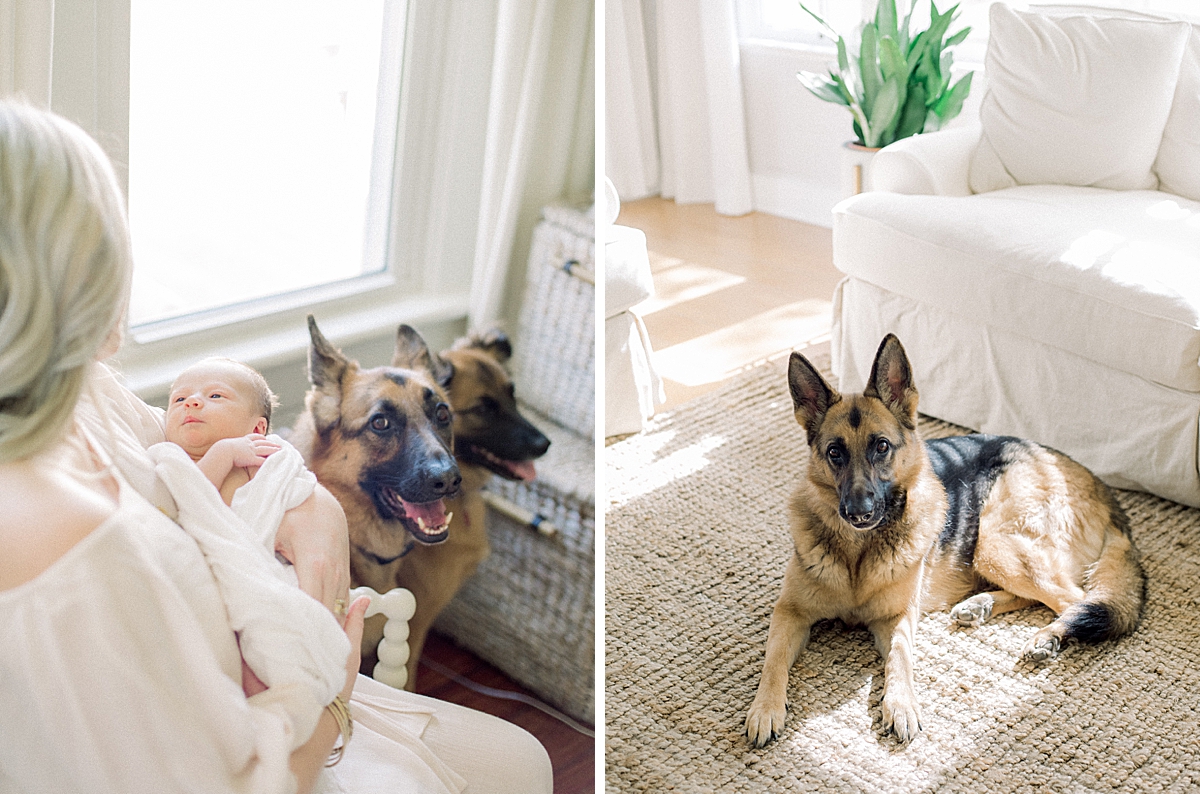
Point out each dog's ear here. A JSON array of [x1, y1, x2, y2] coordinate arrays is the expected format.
[[789, 351, 839, 443], [432, 355, 455, 390], [393, 324, 453, 388], [864, 334, 918, 428], [307, 315, 349, 387], [452, 328, 513, 364], [306, 315, 350, 432]]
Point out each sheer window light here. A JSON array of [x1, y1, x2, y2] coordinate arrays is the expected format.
[[127, 0, 395, 327]]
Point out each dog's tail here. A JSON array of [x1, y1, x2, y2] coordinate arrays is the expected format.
[[1061, 500, 1146, 644]]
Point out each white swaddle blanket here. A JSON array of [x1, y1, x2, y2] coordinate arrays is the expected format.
[[148, 439, 348, 752], [71, 368, 469, 793], [228, 436, 317, 587]]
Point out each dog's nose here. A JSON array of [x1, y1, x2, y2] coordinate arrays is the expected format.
[[841, 495, 875, 526], [427, 459, 462, 496]]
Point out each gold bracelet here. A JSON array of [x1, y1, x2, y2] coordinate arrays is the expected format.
[[324, 695, 353, 766]]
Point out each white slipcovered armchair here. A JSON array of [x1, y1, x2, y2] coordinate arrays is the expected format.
[[831, 4, 1200, 506]]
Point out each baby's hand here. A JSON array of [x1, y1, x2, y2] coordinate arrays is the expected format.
[[217, 434, 281, 469]]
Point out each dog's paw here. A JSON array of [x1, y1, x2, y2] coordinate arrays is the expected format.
[[745, 696, 787, 748], [881, 694, 922, 744], [1022, 631, 1061, 664], [950, 593, 993, 627]]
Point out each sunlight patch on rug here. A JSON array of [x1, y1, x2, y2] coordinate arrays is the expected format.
[[608, 431, 726, 507]]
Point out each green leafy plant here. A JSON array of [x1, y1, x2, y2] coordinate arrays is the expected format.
[[798, 0, 974, 149]]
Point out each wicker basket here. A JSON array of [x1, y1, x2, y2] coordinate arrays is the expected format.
[[432, 203, 596, 723], [511, 204, 596, 440], [431, 405, 595, 723]]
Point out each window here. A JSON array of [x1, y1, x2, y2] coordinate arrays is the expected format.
[[127, 0, 402, 329], [17, 1, 487, 398]]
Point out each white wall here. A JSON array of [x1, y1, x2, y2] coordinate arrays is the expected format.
[[739, 39, 986, 227]]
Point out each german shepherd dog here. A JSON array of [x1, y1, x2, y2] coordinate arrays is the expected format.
[[745, 334, 1145, 746], [289, 316, 461, 602], [396, 329, 550, 688]]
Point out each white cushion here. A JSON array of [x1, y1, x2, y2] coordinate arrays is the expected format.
[[1156, 26, 1200, 202], [605, 224, 654, 318], [833, 186, 1200, 391], [969, 5, 1191, 193]]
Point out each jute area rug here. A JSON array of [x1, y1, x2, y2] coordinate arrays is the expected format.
[[605, 348, 1200, 793]]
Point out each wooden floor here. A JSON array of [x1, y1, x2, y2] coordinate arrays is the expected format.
[[615, 197, 840, 409], [416, 631, 595, 794]]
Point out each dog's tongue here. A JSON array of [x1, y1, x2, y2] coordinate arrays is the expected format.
[[504, 460, 537, 481], [401, 498, 448, 528]]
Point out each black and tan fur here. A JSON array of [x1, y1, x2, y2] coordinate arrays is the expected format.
[[745, 334, 1145, 746], [396, 329, 550, 689], [289, 316, 461, 604]]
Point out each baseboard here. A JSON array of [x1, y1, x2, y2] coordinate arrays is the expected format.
[[751, 172, 843, 228]]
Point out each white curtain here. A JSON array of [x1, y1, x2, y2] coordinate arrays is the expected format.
[[468, 0, 595, 332], [0, 0, 54, 105], [606, 0, 753, 216], [0, 0, 130, 193], [605, 0, 659, 202]]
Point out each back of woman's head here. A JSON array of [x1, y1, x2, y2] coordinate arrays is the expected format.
[[0, 102, 133, 462]]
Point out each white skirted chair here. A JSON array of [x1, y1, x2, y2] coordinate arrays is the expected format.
[[604, 180, 664, 438]]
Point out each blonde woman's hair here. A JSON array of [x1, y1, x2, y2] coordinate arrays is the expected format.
[[0, 102, 133, 462]]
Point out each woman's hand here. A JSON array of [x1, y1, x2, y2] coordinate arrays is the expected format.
[[285, 594, 370, 794], [338, 595, 371, 700], [275, 485, 351, 615]]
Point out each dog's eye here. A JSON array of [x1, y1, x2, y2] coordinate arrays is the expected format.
[[875, 439, 890, 455], [435, 403, 451, 425], [827, 447, 843, 465], [370, 415, 390, 432]]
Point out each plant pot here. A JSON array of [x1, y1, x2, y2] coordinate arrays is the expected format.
[[842, 141, 882, 197]]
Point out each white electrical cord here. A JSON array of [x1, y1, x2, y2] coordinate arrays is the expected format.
[[419, 657, 595, 738]]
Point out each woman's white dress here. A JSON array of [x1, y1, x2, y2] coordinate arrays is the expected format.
[[0, 366, 508, 793]]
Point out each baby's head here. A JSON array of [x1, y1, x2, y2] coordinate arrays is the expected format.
[[165, 358, 278, 460]]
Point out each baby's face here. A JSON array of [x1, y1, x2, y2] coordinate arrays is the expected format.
[[165, 360, 267, 459]]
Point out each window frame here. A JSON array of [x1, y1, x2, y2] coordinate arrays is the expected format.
[[69, 0, 478, 397]]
